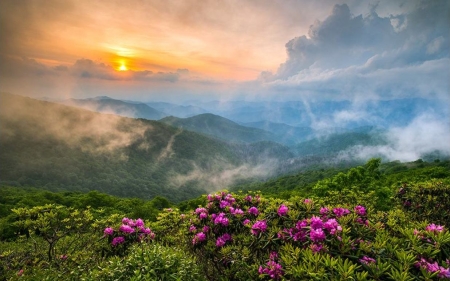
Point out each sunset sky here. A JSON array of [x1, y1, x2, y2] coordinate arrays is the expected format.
[[0, 0, 449, 102]]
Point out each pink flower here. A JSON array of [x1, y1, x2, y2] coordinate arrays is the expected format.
[[17, 269, 24, 276], [304, 198, 312, 204], [248, 206, 259, 216], [310, 216, 323, 230], [203, 225, 210, 233], [111, 236, 125, 246], [259, 260, 283, 280], [232, 208, 244, 216], [119, 224, 135, 234], [199, 212, 208, 219], [243, 219, 251, 225], [251, 220, 267, 235], [320, 207, 330, 216], [192, 232, 206, 245], [220, 200, 230, 209], [310, 228, 326, 242], [216, 237, 226, 247], [189, 225, 197, 232], [103, 227, 114, 236], [213, 213, 229, 226], [244, 195, 252, 202], [135, 218, 144, 227], [310, 244, 323, 253], [142, 227, 152, 235], [354, 205, 367, 216], [195, 207, 207, 214], [277, 204, 289, 216], [333, 208, 350, 218], [360, 256, 376, 265], [426, 223, 444, 232]]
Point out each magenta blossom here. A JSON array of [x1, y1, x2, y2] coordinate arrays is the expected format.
[[216, 234, 232, 247], [213, 213, 229, 226], [251, 220, 268, 235], [277, 204, 289, 216], [310, 228, 326, 242], [111, 236, 125, 246], [310, 243, 323, 253], [304, 198, 312, 204], [103, 227, 114, 236], [310, 216, 323, 230], [248, 206, 259, 216], [354, 205, 367, 216], [135, 218, 144, 227], [426, 223, 444, 232], [199, 212, 208, 219], [259, 260, 283, 280], [243, 219, 251, 225], [320, 207, 330, 216], [333, 208, 350, 218], [360, 256, 376, 265], [220, 200, 230, 209], [192, 232, 206, 245], [119, 224, 135, 234], [189, 225, 197, 232]]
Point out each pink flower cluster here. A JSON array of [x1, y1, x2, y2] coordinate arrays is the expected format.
[[277, 204, 288, 216], [425, 223, 445, 233], [259, 251, 283, 280], [103, 217, 155, 247], [415, 257, 450, 278], [277, 215, 342, 253], [216, 233, 232, 247], [251, 220, 268, 235], [359, 256, 376, 266]]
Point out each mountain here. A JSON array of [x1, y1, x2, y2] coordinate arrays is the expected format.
[[0, 93, 288, 202], [159, 113, 279, 144], [292, 128, 388, 157], [147, 102, 208, 118], [62, 97, 167, 120], [186, 98, 449, 129], [241, 121, 314, 145]]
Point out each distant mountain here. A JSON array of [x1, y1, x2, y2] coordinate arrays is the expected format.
[[147, 102, 208, 118], [186, 98, 449, 129], [62, 97, 167, 120], [242, 121, 314, 145], [159, 113, 279, 144], [292, 129, 388, 157], [0, 93, 288, 202]]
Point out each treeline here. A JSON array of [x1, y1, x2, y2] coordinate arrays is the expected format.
[[0, 187, 172, 240], [231, 159, 450, 207]]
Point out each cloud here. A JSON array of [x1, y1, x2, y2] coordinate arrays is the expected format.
[[338, 114, 450, 162], [264, 0, 450, 101]]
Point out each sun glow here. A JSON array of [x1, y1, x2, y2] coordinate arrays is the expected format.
[[119, 64, 128, 71]]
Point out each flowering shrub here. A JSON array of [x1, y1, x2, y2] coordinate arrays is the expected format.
[[103, 217, 155, 256], [177, 191, 450, 280]]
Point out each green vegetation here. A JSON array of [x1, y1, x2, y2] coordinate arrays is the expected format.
[[1, 159, 449, 280], [0, 93, 291, 203]]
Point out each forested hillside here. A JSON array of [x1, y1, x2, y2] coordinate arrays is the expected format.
[[0, 93, 289, 202]]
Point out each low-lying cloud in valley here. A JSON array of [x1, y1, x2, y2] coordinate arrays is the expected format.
[[339, 114, 450, 162]]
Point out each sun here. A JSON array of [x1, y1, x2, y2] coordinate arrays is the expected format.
[[119, 63, 128, 71]]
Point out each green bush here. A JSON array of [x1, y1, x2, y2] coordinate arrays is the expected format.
[[84, 243, 205, 281]]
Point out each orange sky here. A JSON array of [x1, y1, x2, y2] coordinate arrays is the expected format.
[[1, 0, 447, 103]]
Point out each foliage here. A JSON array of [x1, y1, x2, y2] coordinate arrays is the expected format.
[[396, 181, 450, 227], [84, 243, 205, 281], [169, 191, 450, 280]]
